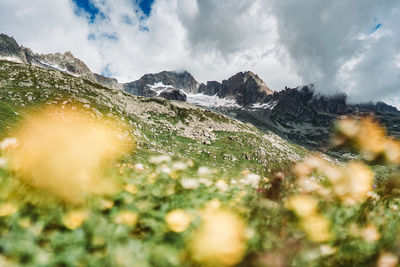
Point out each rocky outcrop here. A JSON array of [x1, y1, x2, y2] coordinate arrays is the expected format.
[[37, 51, 95, 80], [93, 73, 122, 90], [0, 34, 28, 63], [198, 81, 222, 96], [202, 85, 400, 149], [159, 89, 187, 101], [124, 71, 200, 96], [198, 71, 273, 106], [219, 71, 273, 106]]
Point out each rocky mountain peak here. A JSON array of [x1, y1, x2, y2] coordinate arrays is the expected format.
[[217, 71, 273, 106], [0, 33, 27, 63], [37, 51, 94, 80], [124, 70, 201, 96]]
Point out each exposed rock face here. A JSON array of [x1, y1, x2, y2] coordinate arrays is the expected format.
[[219, 71, 273, 105], [198, 85, 400, 149], [267, 86, 348, 124], [93, 73, 122, 90], [37, 51, 95, 80], [198, 81, 222, 96], [124, 70, 200, 96], [197, 71, 273, 106], [0, 34, 27, 63], [159, 89, 187, 102]]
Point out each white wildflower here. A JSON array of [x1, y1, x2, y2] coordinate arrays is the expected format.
[[198, 166, 211, 177], [215, 180, 228, 191], [149, 155, 171, 164], [199, 178, 213, 187], [181, 178, 200, 190], [160, 166, 171, 175], [172, 162, 187, 171], [245, 173, 260, 188], [0, 158, 7, 168], [0, 137, 18, 151], [134, 163, 145, 172]]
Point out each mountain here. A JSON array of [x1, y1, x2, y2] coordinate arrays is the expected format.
[[0, 59, 307, 174], [1, 33, 399, 152], [127, 70, 273, 106], [124, 70, 200, 97], [0, 33, 121, 90], [205, 85, 400, 150]]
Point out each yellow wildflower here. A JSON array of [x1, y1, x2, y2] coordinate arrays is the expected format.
[[114, 210, 138, 227], [361, 224, 381, 242], [99, 199, 114, 210], [0, 202, 18, 217], [190, 209, 247, 266], [124, 184, 138, 194], [62, 210, 89, 230], [7, 107, 131, 203], [285, 195, 317, 217], [301, 215, 332, 243], [165, 209, 192, 233]]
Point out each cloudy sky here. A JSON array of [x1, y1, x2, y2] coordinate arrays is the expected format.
[[0, 0, 399, 106]]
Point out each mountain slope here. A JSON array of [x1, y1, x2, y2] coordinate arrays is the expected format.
[[0, 59, 307, 174], [204, 86, 400, 150]]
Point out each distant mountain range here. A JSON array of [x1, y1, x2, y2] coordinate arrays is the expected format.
[[1, 33, 399, 149]]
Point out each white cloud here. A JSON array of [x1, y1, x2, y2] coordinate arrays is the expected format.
[[0, 0, 102, 72], [270, 0, 400, 104], [0, 0, 399, 106]]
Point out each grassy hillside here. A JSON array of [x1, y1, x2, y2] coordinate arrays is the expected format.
[[0, 60, 307, 174], [1, 60, 399, 267]]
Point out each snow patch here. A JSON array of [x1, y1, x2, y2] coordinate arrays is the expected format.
[[147, 82, 174, 90], [251, 100, 278, 109], [36, 60, 80, 77], [0, 56, 23, 64], [186, 93, 241, 108]]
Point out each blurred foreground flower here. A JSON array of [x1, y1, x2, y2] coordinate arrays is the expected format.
[[0, 157, 7, 168], [5, 106, 132, 204], [190, 209, 247, 266], [377, 252, 398, 267], [62, 210, 89, 230], [361, 224, 381, 243], [0, 202, 18, 217], [334, 117, 400, 164], [286, 195, 331, 243], [165, 209, 192, 233], [294, 155, 374, 205], [114, 210, 138, 227], [0, 137, 18, 151]]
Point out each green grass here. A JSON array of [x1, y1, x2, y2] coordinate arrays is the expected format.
[[7, 60, 400, 266]]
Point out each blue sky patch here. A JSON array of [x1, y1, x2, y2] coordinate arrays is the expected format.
[[137, 0, 154, 17], [71, 0, 103, 23], [72, 0, 154, 22], [101, 64, 113, 78]]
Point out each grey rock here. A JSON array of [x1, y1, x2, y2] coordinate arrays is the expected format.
[[159, 89, 187, 102], [0, 34, 27, 63], [124, 70, 200, 96], [219, 71, 273, 106], [198, 81, 222, 96]]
